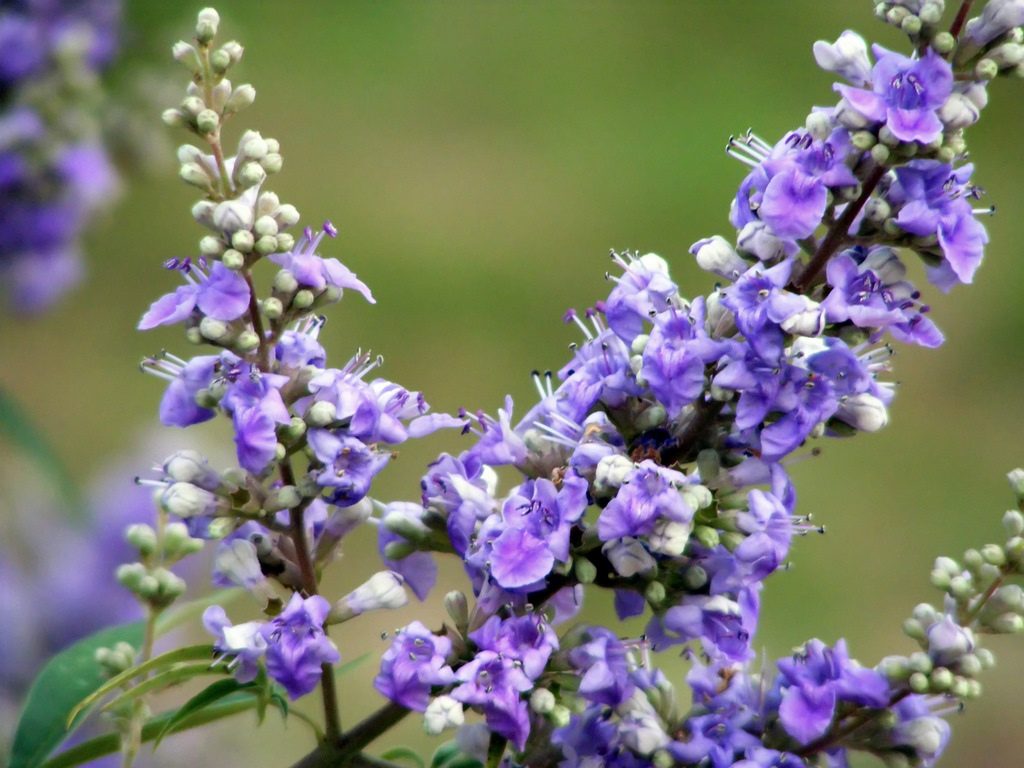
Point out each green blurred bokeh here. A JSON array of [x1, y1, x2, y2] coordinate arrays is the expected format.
[[4, 1, 1024, 765]]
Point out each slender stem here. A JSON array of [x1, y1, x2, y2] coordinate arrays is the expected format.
[[244, 271, 271, 371], [949, 1, 973, 40], [198, 44, 233, 197], [486, 733, 508, 768], [961, 571, 1007, 626], [287, 703, 411, 768], [789, 164, 886, 294]]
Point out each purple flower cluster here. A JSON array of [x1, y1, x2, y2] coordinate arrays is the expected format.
[[0, 0, 121, 311]]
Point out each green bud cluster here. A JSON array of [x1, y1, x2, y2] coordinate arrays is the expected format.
[[94, 642, 139, 677]]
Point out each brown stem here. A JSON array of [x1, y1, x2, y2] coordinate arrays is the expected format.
[[243, 271, 270, 371], [789, 164, 887, 294], [949, 1, 973, 40]]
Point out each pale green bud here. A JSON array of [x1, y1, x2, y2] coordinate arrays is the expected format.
[[949, 575, 973, 599], [903, 617, 926, 641], [222, 249, 244, 270], [964, 548, 983, 570], [254, 215, 279, 238], [162, 108, 185, 127], [574, 557, 597, 584], [977, 647, 996, 669], [195, 9, 219, 42], [265, 485, 301, 513], [959, 653, 983, 677], [930, 666, 953, 691], [990, 612, 1024, 634], [179, 162, 213, 190], [243, 137, 268, 161], [234, 330, 259, 354], [163, 522, 203, 558], [220, 41, 243, 64], [908, 651, 933, 674], [274, 269, 298, 294], [645, 581, 667, 607], [293, 289, 315, 309], [382, 509, 430, 543], [185, 327, 203, 345], [976, 58, 999, 80], [652, 750, 674, 768], [909, 671, 930, 693], [1004, 509, 1024, 536], [530, 688, 556, 715], [199, 316, 230, 342], [870, 144, 891, 165], [444, 590, 469, 628], [950, 676, 970, 697], [878, 655, 911, 683], [693, 525, 720, 549], [305, 400, 336, 427], [265, 138, 280, 153], [225, 84, 256, 114], [172, 41, 201, 72], [682, 565, 708, 591], [210, 48, 231, 74], [199, 235, 225, 257], [262, 296, 284, 320], [851, 130, 877, 150], [125, 523, 158, 556], [196, 109, 219, 134], [231, 229, 254, 253], [237, 161, 266, 188], [276, 232, 295, 252], [981, 544, 1006, 566], [255, 235, 278, 255], [257, 191, 280, 215], [549, 705, 571, 729], [261, 153, 283, 174], [153, 568, 187, 603], [276, 204, 300, 227], [901, 15, 922, 36]]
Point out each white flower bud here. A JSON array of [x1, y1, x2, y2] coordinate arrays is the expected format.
[[231, 229, 255, 253], [213, 199, 254, 233], [736, 221, 788, 262], [594, 454, 635, 494], [160, 482, 220, 518], [179, 162, 213, 190], [529, 688, 556, 715], [681, 484, 712, 511], [813, 30, 872, 86], [172, 41, 200, 71], [163, 450, 221, 490], [196, 8, 220, 42], [423, 696, 464, 735], [690, 235, 748, 279], [780, 296, 826, 336], [836, 393, 889, 432], [220, 41, 244, 64], [939, 92, 982, 130], [225, 84, 256, 114], [329, 571, 408, 623], [196, 109, 219, 134], [237, 161, 266, 188], [648, 519, 692, 556], [275, 204, 300, 227]]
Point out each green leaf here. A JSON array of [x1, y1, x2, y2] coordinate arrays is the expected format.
[[9, 621, 144, 768], [154, 588, 243, 637], [430, 742, 483, 768], [381, 746, 426, 768], [333, 652, 370, 679], [99, 662, 229, 714], [152, 678, 253, 748], [66, 644, 216, 728], [0, 386, 81, 516], [40, 693, 260, 768]]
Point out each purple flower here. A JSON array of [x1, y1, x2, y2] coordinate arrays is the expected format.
[[568, 628, 635, 707], [222, 371, 291, 474], [261, 593, 340, 700], [647, 592, 758, 661], [823, 247, 943, 347], [598, 460, 692, 541], [966, 0, 1024, 46], [138, 260, 250, 329], [203, 605, 267, 684], [469, 613, 559, 680], [775, 638, 890, 745], [307, 429, 390, 506], [374, 621, 454, 711], [604, 251, 677, 342], [420, 452, 496, 558], [141, 351, 240, 428], [836, 47, 952, 143], [452, 651, 535, 750], [269, 222, 375, 301]]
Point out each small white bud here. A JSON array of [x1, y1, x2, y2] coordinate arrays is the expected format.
[[813, 30, 872, 86], [225, 84, 256, 114], [603, 538, 656, 578], [690, 235, 748, 279], [648, 519, 692, 556], [160, 482, 220, 518], [594, 454, 635, 494], [835, 393, 889, 432], [195, 8, 220, 43], [329, 571, 408, 623], [163, 449, 220, 489], [213, 199, 255, 233], [423, 696, 464, 735]]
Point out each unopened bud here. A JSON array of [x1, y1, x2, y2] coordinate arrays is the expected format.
[[530, 688, 556, 715], [444, 590, 469, 628], [196, 109, 219, 134], [195, 8, 220, 43], [329, 571, 408, 623], [225, 84, 256, 114], [179, 162, 212, 190], [423, 696, 464, 735]]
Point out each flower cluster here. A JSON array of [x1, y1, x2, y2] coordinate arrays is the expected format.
[[131, 10, 460, 705], [366, 3, 1024, 765], [0, 0, 121, 311]]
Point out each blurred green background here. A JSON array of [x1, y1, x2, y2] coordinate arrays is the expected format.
[[4, 1, 1024, 765]]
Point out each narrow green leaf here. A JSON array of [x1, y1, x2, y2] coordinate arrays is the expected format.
[[0, 386, 81, 516], [99, 662, 228, 713], [40, 693, 259, 768], [333, 652, 370, 679], [381, 746, 426, 768], [154, 588, 243, 637], [9, 621, 144, 768], [430, 742, 482, 768], [65, 644, 216, 728], [152, 678, 252, 748]]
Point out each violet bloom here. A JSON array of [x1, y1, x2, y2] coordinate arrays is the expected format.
[[775, 638, 890, 745], [374, 621, 454, 711], [469, 614, 559, 681], [823, 247, 943, 348], [836, 46, 952, 143], [451, 650, 535, 750], [888, 160, 989, 289], [603, 251, 677, 342], [420, 452, 497, 558], [557, 310, 643, 416], [307, 428, 390, 506], [269, 221, 375, 301], [203, 605, 267, 684], [641, 298, 725, 419], [261, 593, 339, 700], [597, 460, 692, 542], [568, 628, 635, 707], [647, 592, 758, 662], [138, 259, 250, 329], [222, 371, 291, 474]]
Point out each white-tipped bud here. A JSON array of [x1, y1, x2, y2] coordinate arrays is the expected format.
[[160, 482, 220, 519], [275, 204, 300, 227], [220, 41, 244, 64], [196, 109, 219, 134], [125, 524, 158, 556], [237, 161, 266, 188], [213, 199, 254, 233], [172, 41, 201, 71], [939, 92, 983, 130], [179, 162, 213, 190], [779, 296, 826, 336], [813, 30, 872, 86], [805, 110, 833, 141], [529, 688, 556, 715], [736, 220, 788, 262], [690, 235, 748, 279], [243, 136, 269, 161], [305, 400, 336, 427], [199, 316, 231, 342], [423, 696, 464, 736], [594, 454, 635, 495], [214, 539, 274, 601], [225, 84, 256, 114], [274, 269, 299, 295], [648, 519, 692, 556], [260, 153, 283, 174], [681, 484, 712, 511], [254, 215, 279, 238], [329, 571, 408, 623], [163, 449, 221, 490], [222, 249, 245, 270], [195, 8, 220, 43], [835, 393, 889, 432], [231, 229, 255, 253]]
